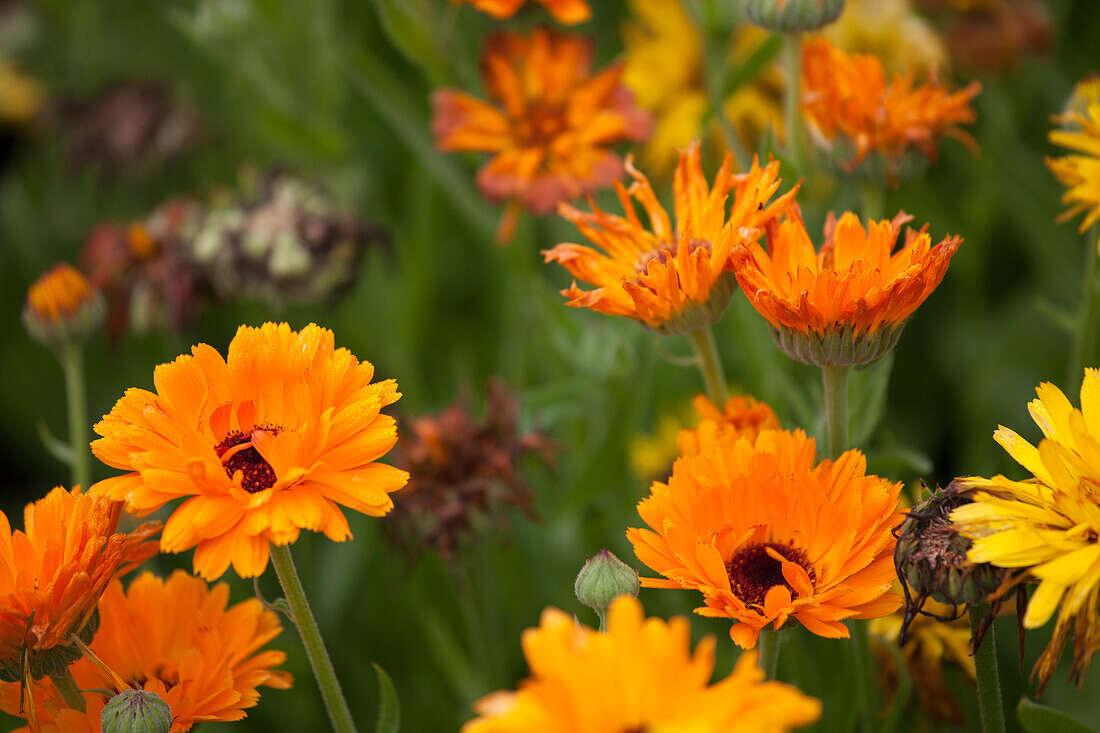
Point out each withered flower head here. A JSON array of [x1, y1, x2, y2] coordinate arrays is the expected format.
[[182, 168, 388, 309], [914, 0, 1051, 77], [56, 81, 203, 173], [894, 482, 1017, 650], [389, 379, 553, 561]]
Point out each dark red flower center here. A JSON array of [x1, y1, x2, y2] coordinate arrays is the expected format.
[[634, 238, 712, 274], [726, 541, 816, 608], [215, 425, 281, 493]]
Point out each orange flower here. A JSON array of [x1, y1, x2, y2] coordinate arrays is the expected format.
[[801, 36, 980, 181], [22, 263, 105, 347], [90, 322, 408, 580], [0, 487, 159, 684], [544, 141, 797, 333], [451, 0, 591, 24], [431, 27, 651, 242], [462, 595, 821, 732], [627, 429, 902, 648], [0, 570, 292, 732], [731, 206, 961, 366], [678, 393, 781, 457]]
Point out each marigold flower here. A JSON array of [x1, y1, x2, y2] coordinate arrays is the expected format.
[[0, 570, 292, 732], [432, 27, 651, 242], [545, 141, 797, 334], [628, 429, 902, 648], [90, 322, 408, 580], [23, 263, 106, 348], [678, 393, 781, 457], [462, 595, 821, 732], [451, 0, 591, 24], [950, 369, 1100, 691], [801, 36, 980, 183], [1047, 82, 1100, 234], [731, 206, 961, 367], [0, 487, 159, 683]]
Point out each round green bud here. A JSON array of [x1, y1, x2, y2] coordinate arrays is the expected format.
[[574, 549, 639, 614], [740, 0, 845, 32], [100, 689, 172, 733]]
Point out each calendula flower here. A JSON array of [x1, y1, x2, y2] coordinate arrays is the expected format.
[[950, 369, 1100, 691], [462, 595, 821, 732], [824, 0, 948, 77], [451, 0, 591, 24], [621, 0, 783, 175], [432, 27, 651, 242], [1047, 80, 1100, 234], [90, 322, 408, 580], [545, 141, 797, 334], [678, 393, 781, 457], [628, 429, 902, 648], [871, 598, 975, 725], [0, 570, 292, 732], [801, 36, 980, 183], [22, 263, 106, 348], [0, 487, 160, 683], [731, 206, 962, 367]]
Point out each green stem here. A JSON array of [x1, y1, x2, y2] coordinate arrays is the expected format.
[[51, 668, 85, 713], [756, 628, 780, 679], [59, 344, 91, 490], [821, 365, 849, 458], [596, 608, 608, 633], [859, 183, 886, 223], [270, 544, 358, 733], [969, 604, 1006, 733], [849, 621, 878, 733], [783, 32, 805, 177], [1069, 229, 1100, 391], [688, 327, 729, 405]]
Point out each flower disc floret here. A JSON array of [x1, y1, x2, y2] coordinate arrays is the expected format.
[[628, 429, 902, 648], [90, 322, 408, 580]]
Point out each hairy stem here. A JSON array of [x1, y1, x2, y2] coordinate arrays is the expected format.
[[59, 344, 91, 490], [688, 327, 729, 405], [969, 604, 1006, 733]]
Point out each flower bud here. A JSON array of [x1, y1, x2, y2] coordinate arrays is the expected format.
[[100, 689, 172, 733], [740, 0, 845, 32], [574, 550, 639, 621], [23, 263, 105, 349]]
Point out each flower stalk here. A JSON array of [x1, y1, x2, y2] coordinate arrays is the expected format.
[[756, 628, 780, 679], [1069, 229, 1100, 392], [783, 32, 805, 176], [968, 604, 1006, 733], [59, 343, 91, 491], [821, 365, 849, 457], [270, 544, 358, 733], [849, 620, 878, 733], [51, 668, 85, 713], [688, 327, 729, 405]]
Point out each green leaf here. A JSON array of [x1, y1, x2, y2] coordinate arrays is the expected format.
[[723, 34, 783, 98], [373, 662, 401, 733], [877, 637, 913, 733], [373, 0, 449, 85], [37, 419, 73, 465], [849, 352, 894, 447], [1017, 697, 1097, 733]]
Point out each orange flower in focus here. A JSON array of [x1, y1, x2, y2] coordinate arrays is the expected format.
[[678, 394, 781, 457], [801, 37, 980, 181], [0, 487, 159, 682], [90, 322, 408, 580], [627, 429, 902, 648], [451, 0, 591, 24], [731, 206, 961, 366], [432, 28, 651, 242], [462, 595, 821, 732], [0, 570, 292, 732], [544, 141, 797, 333]]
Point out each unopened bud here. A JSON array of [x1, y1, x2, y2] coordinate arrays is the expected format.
[[574, 550, 639, 618], [100, 689, 172, 733], [740, 0, 845, 32]]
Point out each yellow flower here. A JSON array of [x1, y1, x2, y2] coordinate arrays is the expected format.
[[628, 429, 902, 648], [91, 323, 408, 580], [0, 57, 42, 125], [824, 0, 948, 77], [1047, 79, 1100, 233], [950, 368, 1100, 690], [0, 570, 291, 732], [462, 595, 821, 732], [621, 0, 783, 175]]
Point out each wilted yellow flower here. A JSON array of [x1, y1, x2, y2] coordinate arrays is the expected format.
[[951, 369, 1100, 691]]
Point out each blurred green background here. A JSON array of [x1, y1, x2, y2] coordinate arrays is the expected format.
[[2, 0, 1100, 730]]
